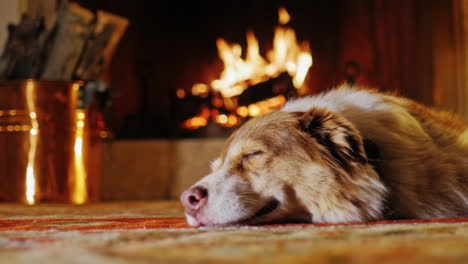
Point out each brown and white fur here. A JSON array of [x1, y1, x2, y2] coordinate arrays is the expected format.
[[181, 86, 468, 226]]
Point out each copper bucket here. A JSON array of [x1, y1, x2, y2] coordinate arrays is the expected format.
[[0, 80, 103, 204]]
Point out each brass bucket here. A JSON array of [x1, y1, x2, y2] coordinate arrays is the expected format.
[[0, 80, 102, 204]]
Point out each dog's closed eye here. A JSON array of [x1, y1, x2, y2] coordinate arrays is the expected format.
[[240, 150, 264, 167]]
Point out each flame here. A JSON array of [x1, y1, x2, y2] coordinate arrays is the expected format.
[[71, 109, 88, 204], [181, 7, 312, 130], [210, 7, 312, 98], [278, 7, 291, 25], [25, 80, 38, 205]]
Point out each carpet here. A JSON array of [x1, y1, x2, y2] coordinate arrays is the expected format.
[[0, 202, 467, 264]]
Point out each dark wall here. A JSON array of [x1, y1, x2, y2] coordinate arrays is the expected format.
[[76, 0, 443, 138]]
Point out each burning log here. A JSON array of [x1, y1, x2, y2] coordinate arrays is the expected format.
[[237, 72, 295, 106]]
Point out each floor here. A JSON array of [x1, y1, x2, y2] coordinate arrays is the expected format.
[[0, 201, 467, 264]]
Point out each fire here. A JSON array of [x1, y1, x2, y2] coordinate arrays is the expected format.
[[181, 7, 312, 130], [210, 7, 312, 98]]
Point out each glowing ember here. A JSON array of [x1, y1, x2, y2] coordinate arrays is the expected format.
[[192, 83, 209, 96], [236, 106, 249, 117], [181, 106, 210, 130], [176, 89, 186, 99], [216, 114, 228, 124]]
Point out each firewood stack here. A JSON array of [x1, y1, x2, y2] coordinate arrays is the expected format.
[[0, 2, 128, 110], [0, 1, 128, 81]]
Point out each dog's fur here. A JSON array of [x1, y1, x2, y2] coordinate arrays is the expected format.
[[181, 86, 468, 226]]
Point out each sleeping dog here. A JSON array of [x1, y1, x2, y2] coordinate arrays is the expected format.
[[181, 86, 468, 226]]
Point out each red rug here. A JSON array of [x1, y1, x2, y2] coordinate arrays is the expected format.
[[1, 215, 467, 231], [1, 202, 467, 264]]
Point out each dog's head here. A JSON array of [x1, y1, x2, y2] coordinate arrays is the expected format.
[[181, 108, 387, 226]]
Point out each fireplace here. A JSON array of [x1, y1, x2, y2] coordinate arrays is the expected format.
[[74, 0, 338, 138]]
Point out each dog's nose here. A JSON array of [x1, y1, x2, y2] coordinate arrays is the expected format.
[[181, 186, 208, 216]]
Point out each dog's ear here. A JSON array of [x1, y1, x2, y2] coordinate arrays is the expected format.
[[298, 108, 367, 170]]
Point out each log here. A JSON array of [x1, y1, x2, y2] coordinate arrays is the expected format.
[[0, 15, 45, 79], [40, 2, 94, 80], [74, 11, 129, 80], [237, 72, 296, 106]]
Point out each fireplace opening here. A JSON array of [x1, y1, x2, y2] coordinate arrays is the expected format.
[[176, 7, 312, 135]]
